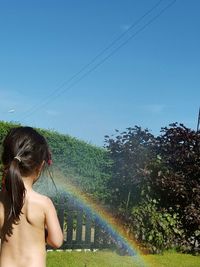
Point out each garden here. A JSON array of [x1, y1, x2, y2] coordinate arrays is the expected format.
[[0, 121, 200, 266]]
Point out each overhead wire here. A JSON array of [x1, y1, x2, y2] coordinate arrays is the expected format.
[[19, 0, 164, 120], [19, 0, 176, 121]]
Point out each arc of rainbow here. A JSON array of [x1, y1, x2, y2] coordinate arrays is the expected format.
[[51, 169, 155, 267]]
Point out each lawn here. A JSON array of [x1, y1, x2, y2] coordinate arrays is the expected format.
[[46, 250, 200, 267]]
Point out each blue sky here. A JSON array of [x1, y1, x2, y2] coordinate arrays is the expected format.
[[0, 0, 200, 146]]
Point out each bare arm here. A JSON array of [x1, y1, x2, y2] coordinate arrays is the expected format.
[[44, 197, 64, 248]]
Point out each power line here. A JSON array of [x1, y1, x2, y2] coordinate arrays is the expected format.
[[19, 0, 164, 120], [20, 0, 176, 121]]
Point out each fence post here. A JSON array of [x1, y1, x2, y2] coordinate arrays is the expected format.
[[76, 209, 83, 246], [94, 217, 101, 249], [66, 209, 74, 246], [85, 213, 92, 247], [57, 200, 65, 232]]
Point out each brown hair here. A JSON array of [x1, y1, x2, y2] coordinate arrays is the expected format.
[[1, 126, 51, 223]]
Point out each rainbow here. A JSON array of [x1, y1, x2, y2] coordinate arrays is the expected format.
[[49, 169, 156, 267]]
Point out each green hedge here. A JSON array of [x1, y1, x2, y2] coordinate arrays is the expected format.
[[0, 121, 111, 201]]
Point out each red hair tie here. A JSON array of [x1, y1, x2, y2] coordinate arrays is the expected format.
[[47, 151, 53, 166], [47, 159, 53, 166]]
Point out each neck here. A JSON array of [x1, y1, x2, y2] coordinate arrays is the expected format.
[[22, 176, 35, 193]]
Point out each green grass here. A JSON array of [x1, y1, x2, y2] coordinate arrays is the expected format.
[[47, 251, 200, 267]]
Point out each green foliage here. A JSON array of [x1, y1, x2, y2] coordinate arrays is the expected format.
[[146, 123, 200, 252], [0, 121, 111, 201], [38, 128, 112, 201], [105, 123, 200, 253], [104, 126, 155, 209], [2, 120, 200, 254], [129, 199, 183, 254]]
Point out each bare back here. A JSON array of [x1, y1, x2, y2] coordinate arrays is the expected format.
[[0, 190, 48, 267]]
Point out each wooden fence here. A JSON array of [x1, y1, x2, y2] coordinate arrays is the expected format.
[[52, 197, 115, 250]]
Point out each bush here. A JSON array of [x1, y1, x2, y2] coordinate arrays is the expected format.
[[129, 199, 184, 253], [104, 126, 155, 210], [146, 123, 200, 252]]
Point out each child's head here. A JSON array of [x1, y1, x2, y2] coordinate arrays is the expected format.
[[1, 126, 51, 222]]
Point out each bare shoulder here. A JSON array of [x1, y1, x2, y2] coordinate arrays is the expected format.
[[31, 191, 55, 209]]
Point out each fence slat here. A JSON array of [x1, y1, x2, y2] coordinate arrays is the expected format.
[[76, 210, 83, 243], [54, 197, 116, 250], [66, 211, 73, 243], [94, 218, 101, 248], [85, 214, 92, 244], [57, 205, 64, 232]]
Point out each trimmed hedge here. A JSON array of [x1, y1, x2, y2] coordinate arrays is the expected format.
[[0, 121, 111, 201]]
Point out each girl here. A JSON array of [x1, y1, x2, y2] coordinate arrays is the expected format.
[[0, 126, 63, 267]]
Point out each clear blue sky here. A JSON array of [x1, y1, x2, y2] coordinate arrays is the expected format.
[[0, 0, 200, 146]]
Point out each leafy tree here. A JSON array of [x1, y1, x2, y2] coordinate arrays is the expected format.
[[147, 123, 200, 252], [104, 123, 200, 252], [104, 126, 155, 212]]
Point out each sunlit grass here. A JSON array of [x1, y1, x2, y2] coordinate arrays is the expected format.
[[46, 250, 200, 267]]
